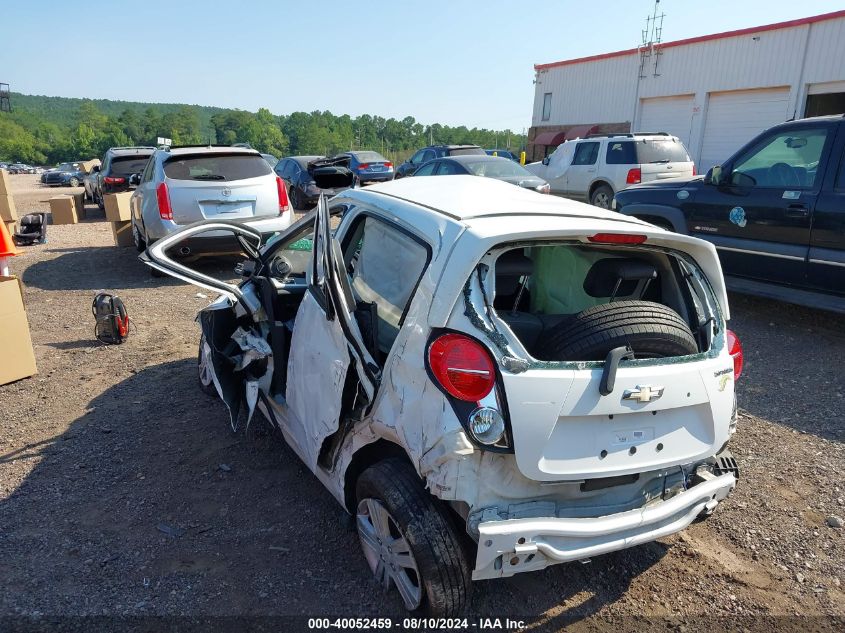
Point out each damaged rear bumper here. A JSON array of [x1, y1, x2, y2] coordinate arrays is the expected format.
[[473, 471, 736, 580]]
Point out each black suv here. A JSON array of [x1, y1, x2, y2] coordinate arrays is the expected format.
[[395, 144, 486, 179], [613, 114, 845, 313], [95, 146, 156, 209]]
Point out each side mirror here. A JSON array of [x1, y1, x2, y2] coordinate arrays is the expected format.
[[542, 157, 550, 166], [128, 173, 141, 186]]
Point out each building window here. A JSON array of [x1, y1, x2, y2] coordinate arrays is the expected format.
[[542, 93, 552, 121]]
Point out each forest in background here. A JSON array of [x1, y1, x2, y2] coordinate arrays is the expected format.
[[0, 93, 527, 165]]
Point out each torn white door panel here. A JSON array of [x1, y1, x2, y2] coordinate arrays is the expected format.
[[286, 290, 351, 470]]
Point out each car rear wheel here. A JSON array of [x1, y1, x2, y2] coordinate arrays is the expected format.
[[355, 458, 470, 616], [69, 177, 80, 187], [132, 222, 146, 253], [538, 300, 699, 361], [289, 186, 301, 210], [590, 184, 613, 209]]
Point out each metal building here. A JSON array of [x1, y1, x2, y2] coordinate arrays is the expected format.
[[529, 10, 845, 169]]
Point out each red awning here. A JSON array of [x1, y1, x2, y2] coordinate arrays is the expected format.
[[531, 125, 599, 146], [564, 124, 599, 140], [531, 130, 568, 146]]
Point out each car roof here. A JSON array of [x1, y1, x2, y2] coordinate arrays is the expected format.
[[163, 146, 261, 157], [285, 155, 325, 167], [577, 134, 680, 142], [107, 147, 156, 157], [440, 155, 520, 165], [354, 175, 639, 223]]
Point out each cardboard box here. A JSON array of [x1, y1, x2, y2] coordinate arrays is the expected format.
[[72, 192, 86, 221], [0, 193, 17, 222], [0, 276, 38, 386], [77, 159, 101, 174], [104, 192, 133, 222], [111, 220, 134, 247], [49, 196, 78, 225], [0, 169, 10, 195]]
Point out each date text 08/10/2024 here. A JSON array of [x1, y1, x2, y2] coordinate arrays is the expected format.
[[307, 617, 527, 630]]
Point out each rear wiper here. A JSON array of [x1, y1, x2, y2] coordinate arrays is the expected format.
[[193, 174, 226, 180], [649, 159, 670, 164]]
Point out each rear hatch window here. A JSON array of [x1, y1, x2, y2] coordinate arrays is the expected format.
[[111, 155, 152, 176], [164, 153, 272, 182], [488, 242, 715, 361], [635, 139, 690, 164], [448, 147, 486, 156], [464, 160, 533, 179], [353, 151, 387, 163]]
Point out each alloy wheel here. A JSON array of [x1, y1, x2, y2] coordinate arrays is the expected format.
[[356, 498, 423, 610], [594, 192, 610, 208]]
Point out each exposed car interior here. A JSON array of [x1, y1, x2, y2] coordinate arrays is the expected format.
[[491, 244, 710, 361]]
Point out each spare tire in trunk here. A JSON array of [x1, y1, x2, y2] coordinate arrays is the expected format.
[[537, 300, 698, 361]]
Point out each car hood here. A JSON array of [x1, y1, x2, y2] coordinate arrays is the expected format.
[[626, 174, 704, 191]]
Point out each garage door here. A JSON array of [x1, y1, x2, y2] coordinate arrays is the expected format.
[[638, 95, 695, 148], [699, 87, 790, 171]]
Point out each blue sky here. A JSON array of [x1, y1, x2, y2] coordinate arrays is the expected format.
[[1, 0, 842, 131]]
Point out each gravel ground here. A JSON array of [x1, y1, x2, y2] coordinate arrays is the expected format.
[[0, 174, 843, 631]]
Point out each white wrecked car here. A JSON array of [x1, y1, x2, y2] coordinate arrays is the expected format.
[[143, 171, 742, 616]]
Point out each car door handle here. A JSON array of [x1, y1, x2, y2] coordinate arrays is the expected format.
[[587, 168, 596, 173], [786, 204, 809, 218]]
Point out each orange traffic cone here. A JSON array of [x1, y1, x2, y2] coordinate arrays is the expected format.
[[0, 218, 17, 276]]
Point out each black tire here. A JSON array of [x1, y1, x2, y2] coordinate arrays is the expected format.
[[538, 300, 698, 361], [149, 267, 165, 278], [590, 183, 613, 209], [197, 335, 218, 396], [132, 222, 146, 253], [289, 185, 301, 211], [356, 458, 471, 617]]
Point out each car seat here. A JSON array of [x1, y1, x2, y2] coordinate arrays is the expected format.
[[583, 258, 657, 301], [13, 213, 47, 246], [495, 250, 544, 349]]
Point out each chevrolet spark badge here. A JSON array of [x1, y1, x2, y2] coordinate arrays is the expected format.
[[623, 385, 665, 403]]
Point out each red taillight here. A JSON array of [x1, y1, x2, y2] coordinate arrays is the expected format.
[[358, 163, 370, 170], [727, 329, 743, 380], [276, 176, 290, 214], [692, 164, 697, 176], [156, 182, 172, 220], [587, 233, 647, 244], [626, 168, 641, 184], [428, 333, 495, 402], [104, 176, 125, 185], [384, 162, 393, 168]]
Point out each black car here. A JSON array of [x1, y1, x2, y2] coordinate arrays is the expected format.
[[275, 155, 349, 210], [95, 146, 155, 209], [42, 163, 85, 187], [395, 144, 486, 179], [613, 114, 845, 312], [410, 154, 549, 193]]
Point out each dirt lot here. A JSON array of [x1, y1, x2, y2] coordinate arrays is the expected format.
[[1, 174, 843, 630]]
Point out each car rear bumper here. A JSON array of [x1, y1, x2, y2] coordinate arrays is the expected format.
[[358, 172, 394, 183], [472, 471, 735, 580], [146, 214, 293, 243]]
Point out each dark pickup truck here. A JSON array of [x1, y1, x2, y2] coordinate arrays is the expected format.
[[613, 114, 845, 313]]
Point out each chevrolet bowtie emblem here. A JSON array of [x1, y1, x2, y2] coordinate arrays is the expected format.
[[623, 385, 665, 403]]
